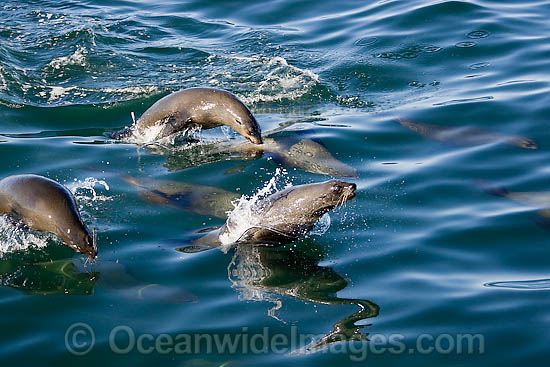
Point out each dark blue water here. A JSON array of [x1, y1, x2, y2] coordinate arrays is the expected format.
[[0, 0, 549, 365]]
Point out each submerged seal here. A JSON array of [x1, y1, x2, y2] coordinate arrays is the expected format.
[[224, 134, 358, 177], [480, 181, 550, 230], [194, 180, 357, 248], [111, 87, 263, 144], [0, 174, 97, 258], [120, 174, 238, 218], [396, 118, 538, 149]]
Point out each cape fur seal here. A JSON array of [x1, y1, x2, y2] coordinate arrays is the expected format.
[[0, 174, 97, 258], [111, 87, 263, 144], [194, 180, 357, 248], [153, 132, 358, 177], [227, 135, 358, 177], [396, 118, 538, 149], [120, 174, 238, 218], [480, 181, 550, 230]]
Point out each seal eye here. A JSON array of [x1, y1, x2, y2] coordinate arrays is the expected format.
[[234, 117, 243, 125], [331, 185, 342, 193]]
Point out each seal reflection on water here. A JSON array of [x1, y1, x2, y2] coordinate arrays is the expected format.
[[0, 174, 97, 259], [111, 87, 263, 144]]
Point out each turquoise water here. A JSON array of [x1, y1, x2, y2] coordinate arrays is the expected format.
[[1, 0, 549, 365]]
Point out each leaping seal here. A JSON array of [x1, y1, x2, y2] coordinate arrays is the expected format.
[[111, 87, 263, 144], [194, 180, 357, 248], [0, 174, 97, 258]]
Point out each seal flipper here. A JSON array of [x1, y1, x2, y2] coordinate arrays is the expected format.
[[236, 225, 298, 246]]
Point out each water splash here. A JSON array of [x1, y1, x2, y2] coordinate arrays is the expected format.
[[218, 169, 291, 251], [0, 217, 52, 258], [45, 46, 88, 71], [113, 120, 205, 146], [309, 213, 331, 236], [65, 177, 111, 203]]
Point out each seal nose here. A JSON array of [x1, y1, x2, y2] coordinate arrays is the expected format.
[[249, 134, 263, 145]]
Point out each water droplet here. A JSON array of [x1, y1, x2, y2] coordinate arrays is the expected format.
[[467, 30, 490, 39], [408, 81, 425, 88], [402, 51, 418, 59], [469, 62, 491, 69], [455, 41, 476, 48], [354, 37, 377, 46], [423, 45, 442, 53]]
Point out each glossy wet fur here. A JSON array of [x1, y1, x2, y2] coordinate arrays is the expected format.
[[112, 88, 262, 144], [0, 175, 97, 258], [223, 180, 357, 245]]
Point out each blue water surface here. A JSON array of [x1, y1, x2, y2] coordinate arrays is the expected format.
[[0, 0, 549, 366]]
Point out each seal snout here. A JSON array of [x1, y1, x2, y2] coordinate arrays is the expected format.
[[328, 180, 357, 205], [248, 134, 263, 145], [343, 182, 357, 201]]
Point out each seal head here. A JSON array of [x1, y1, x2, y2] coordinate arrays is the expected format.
[[0, 175, 97, 259], [222, 179, 357, 245]]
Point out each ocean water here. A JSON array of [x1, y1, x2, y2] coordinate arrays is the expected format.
[[0, 0, 549, 365]]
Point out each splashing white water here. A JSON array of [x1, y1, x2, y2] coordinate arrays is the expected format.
[[113, 114, 207, 146], [46, 46, 88, 70], [0, 217, 52, 258], [309, 212, 331, 236], [218, 169, 291, 251], [65, 177, 111, 203]]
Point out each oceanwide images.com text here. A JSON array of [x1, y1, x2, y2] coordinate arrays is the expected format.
[[65, 323, 485, 361]]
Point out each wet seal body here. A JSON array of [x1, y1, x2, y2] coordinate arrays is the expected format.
[[194, 180, 356, 248], [111, 88, 263, 144], [396, 118, 538, 149], [0, 175, 97, 258]]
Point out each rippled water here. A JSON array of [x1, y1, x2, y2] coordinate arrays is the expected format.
[[1, 0, 549, 365]]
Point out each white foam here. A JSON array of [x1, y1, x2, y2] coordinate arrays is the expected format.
[[237, 56, 319, 105], [0, 65, 6, 91], [46, 46, 88, 70], [48, 85, 76, 102], [218, 169, 291, 251], [115, 119, 204, 146], [65, 177, 111, 203], [0, 217, 51, 258]]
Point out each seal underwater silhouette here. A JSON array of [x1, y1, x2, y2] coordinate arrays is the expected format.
[[120, 174, 239, 218], [396, 118, 538, 149], [111, 87, 263, 144], [0, 174, 97, 258]]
